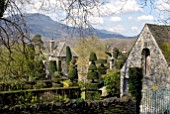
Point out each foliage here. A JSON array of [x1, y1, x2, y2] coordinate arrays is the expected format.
[[128, 67, 143, 114], [85, 83, 99, 91], [68, 58, 78, 82], [49, 61, 57, 75], [85, 90, 101, 100], [102, 69, 120, 97], [114, 60, 124, 69], [89, 51, 97, 61], [32, 34, 44, 55], [114, 51, 128, 70], [74, 37, 107, 76], [55, 94, 69, 102], [87, 61, 99, 83], [42, 92, 55, 102], [66, 46, 72, 67], [98, 63, 107, 77], [113, 47, 119, 59], [57, 60, 62, 75], [0, 81, 25, 91], [88, 61, 97, 70], [33, 81, 45, 89], [34, 61, 46, 80], [159, 42, 170, 63]]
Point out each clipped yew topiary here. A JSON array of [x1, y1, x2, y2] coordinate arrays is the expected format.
[[89, 52, 97, 61], [129, 67, 143, 114], [86, 52, 101, 100], [68, 58, 78, 84], [98, 63, 107, 79], [87, 61, 99, 83]]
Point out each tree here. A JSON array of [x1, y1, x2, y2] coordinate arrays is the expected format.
[[57, 60, 62, 75], [75, 37, 107, 77], [113, 47, 119, 59], [34, 61, 46, 80], [49, 61, 57, 75], [0, 0, 32, 82], [32, 34, 44, 51], [66, 46, 72, 72]]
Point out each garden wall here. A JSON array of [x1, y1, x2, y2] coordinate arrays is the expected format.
[[0, 97, 136, 114]]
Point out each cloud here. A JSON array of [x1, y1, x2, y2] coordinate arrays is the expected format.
[[131, 26, 138, 31], [107, 25, 125, 33], [128, 16, 133, 20], [95, 0, 142, 16], [136, 15, 155, 21], [110, 16, 122, 22], [89, 17, 104, 24]]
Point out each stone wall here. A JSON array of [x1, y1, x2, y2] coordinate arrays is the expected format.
[[0, 97, 136, 114]]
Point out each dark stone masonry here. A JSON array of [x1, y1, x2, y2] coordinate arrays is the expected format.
[[0, 97, 136, 114]]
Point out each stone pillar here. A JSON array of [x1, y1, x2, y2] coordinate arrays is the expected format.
[[50, 39, 54, 53]]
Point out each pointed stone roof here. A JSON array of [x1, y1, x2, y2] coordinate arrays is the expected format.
[[146, 24, 170, 64], [52, 42, 78, 57]]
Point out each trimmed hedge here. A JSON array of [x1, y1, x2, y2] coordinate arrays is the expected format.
[[128, 67, 143, 114]]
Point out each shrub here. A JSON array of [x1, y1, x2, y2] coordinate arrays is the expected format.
[[33, 80, 45, 89], [49, 61, 57, 74], [85, 90, 101, 100], [128, 67, 143, 114], [42, 92, 55, 102], [102, 69, 120, 97]]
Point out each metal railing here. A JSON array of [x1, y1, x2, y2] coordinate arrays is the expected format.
[[141, 90, 170, 114]]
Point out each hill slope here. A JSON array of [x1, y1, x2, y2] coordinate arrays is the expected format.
[[24, 13, 130, 39]]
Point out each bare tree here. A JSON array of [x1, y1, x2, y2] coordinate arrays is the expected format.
[[0, 0, 31, 81]]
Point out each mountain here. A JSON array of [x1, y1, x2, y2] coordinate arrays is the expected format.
[[23, 13, 129, 39]]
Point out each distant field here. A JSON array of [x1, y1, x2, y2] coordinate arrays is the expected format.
[[43, 37, 136, 50]]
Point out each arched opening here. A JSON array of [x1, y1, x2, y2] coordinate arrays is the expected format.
[[141, 48, 151, 76]]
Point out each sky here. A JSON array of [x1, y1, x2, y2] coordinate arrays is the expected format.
[[17, 0, 170, 37]]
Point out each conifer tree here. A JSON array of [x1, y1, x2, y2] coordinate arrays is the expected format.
[[66, 46, 72, 72], [66, 46, 72, 65], [49, 61, 57, 75]]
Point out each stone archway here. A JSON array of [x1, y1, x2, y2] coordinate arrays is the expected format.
[[141, 48, 151, 76]]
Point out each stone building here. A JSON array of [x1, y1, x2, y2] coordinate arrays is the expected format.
[[120, 23, 170, 96], [48, 39, 78, 75]]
